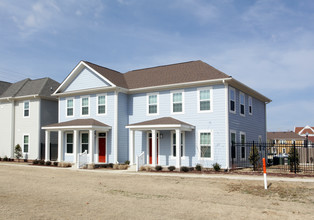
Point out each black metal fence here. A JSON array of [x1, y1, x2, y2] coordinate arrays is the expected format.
[[231, 142, 314, 173]]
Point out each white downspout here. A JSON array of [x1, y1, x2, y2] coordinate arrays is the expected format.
[[10, 98, 15, 158]]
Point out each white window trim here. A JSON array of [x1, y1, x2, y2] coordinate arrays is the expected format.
[[258, 135, 262, 144], [248, 96, 253, 115], [23, 134, 30, 154], [80, 96, 90, 117], [147, 92, 159, 116], [229, 87, 236, 114], [66, 97, 75, 118], [198, 130, 213, 160], [239, 92, 245, 117], [23, 100, 30, 118], [80, 132, 89, 153], [230, 130, 236, 159], [170, 131, 186, 159], [240, 131, 246, 160], [197, 87, 213, 113], [170, 90, 184, 114], [96, 94, 107, 116], [65, 132, 74, 155]]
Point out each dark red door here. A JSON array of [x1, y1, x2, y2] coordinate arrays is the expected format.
[[99, 138, 106, 163], [149, 137, 158, 164]]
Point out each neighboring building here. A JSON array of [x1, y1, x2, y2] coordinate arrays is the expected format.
[[43, 60, 271, 169], [294, 126, 314, 144], [0, 78, 60, 160], [267, 131, 305, 155]]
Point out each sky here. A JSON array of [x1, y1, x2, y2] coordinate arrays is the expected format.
[[0, 0, 314, 131]]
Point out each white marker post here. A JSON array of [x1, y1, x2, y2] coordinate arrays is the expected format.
[[263, 158, 267, 190]]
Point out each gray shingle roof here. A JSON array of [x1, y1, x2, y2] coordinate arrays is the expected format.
[[0, 78, 60, 99], [0, 81, 12, 96], [44, 119, 110, 128], [128, 117, 193, 127]]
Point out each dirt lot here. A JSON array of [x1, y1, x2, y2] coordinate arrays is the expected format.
[[0, 164, 313, 220]]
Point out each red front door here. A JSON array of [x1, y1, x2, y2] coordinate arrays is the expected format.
[[99, 138, 106, 163], [149, 136, 158, 164]]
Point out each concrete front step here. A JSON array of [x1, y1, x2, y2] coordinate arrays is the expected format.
[[128, 164, 137, 171]]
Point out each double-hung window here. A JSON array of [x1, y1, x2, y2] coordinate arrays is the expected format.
[[148, 93, 158, 115], [200, 132, 211, 158], [24, 101, 30, 117], [229, 88, 236, 113], [240, 92, 245, 116], [230, 131, 236, 159], [172, 132, 184, 157], [81, 97, 89, 116], [172, 91, 183, 113], [81, 133, 89, 153], [248, 96, 253, 115], [97, 95, 106, 115], [66, 99, 74, 117], [66, 133, 73, 154], [23, 135, 29, 153], [198, 88, 211, 112]]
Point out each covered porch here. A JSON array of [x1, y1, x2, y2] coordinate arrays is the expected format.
[[42, 119, 111, 165], [126, 117, 195, 168]]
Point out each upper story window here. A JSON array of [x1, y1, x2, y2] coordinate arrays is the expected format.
[[198, 87, 211, 112], [248, 96, 253, 115], [199, 131, 212, 158], [66, 99, 74, 117], [23, 101, 30, 117], [81, 96, 89, 116], [171, 91, 183, 113], [23, 135, 29, 153], [147, 93, 158, 115], [240, 92, 245, 116], [229, 87, 236, 113], [97, 94, 106, 115]]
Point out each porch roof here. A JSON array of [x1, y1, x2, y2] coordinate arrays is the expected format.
[[42, 119, 111, 131], [126, 117, 195, 131]]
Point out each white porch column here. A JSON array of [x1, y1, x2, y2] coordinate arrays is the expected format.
[[152, 129, 157, 166], [57, 130, 64, 162], [45, 130, 50, 161], [89, 130, 94, 163], [176, 129, 181, 168], [129, 129, 135, 165], [73, 130, 78, 163]]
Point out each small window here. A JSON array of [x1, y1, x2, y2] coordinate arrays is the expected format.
[[23, 135, 29, 153], [240, 92, 245, 116], [81, 133, 89, 153], [200, 132, 211, 158], [280, 139, 286, 144], [231, 131, 236, 159], [66, 133, 73, 154], [248, 96, 253, 115], [229, 88, 236, 113], [172, 132, 184, 157], [258, 135, 262, 144], [199, 88, 211, 112], [291, 139, 296, 145], [240, 133, 246, 159], [24, 101, 30, 117], [81, 97, 89, 116], [97, 95, 106, 114], [172, 91, 183, 113], [66, 99, 74, 116], [148, 94, 158, 114]]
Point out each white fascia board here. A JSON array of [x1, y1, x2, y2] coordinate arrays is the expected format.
[[42, 125, 112, 131], [127, 78, 232, 94], [52, 86, 117, 97], [53, 61, 117, 95], [125, 124, 194, 131], [228, 78, 272, 103], [0, 95, 40, 101]]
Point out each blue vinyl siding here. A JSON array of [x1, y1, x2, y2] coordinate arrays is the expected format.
[[118, 92, 129, 163], [64, 68, 111, 92]]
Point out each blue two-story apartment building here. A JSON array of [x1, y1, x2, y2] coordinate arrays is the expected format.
[[42, 60, 271, 169]]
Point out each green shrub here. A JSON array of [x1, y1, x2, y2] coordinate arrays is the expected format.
[[24, 159, 28, 162], [249, 145, 260, 171], [180, 166, 189, 172], [195, 164, 202, 171], [3, 156, 8, 161], [189, 167, 194, 171], [124, 160, 130, 165], [168, 166, 176, 171], [39, 160, 45, 165], [0, 157, 2, 161], [14, 144, 23, 161], [155, 165, 163, 171], [33, 159, 39, 165], [213, 163, 221, 172], [45, 161, 52, 166], [108, 163, 114, 168], [53, 161, 58, 166], [288, 147, 300, 172]]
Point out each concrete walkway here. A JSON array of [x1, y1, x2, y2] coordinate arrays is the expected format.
[[1, 162, 314, 183]]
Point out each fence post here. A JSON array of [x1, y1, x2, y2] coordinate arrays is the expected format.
[[294, 142, 296, 174], [252, 141, 255, 170]]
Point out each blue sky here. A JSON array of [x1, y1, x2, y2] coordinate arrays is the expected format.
[[0, 0, 314, 131]]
